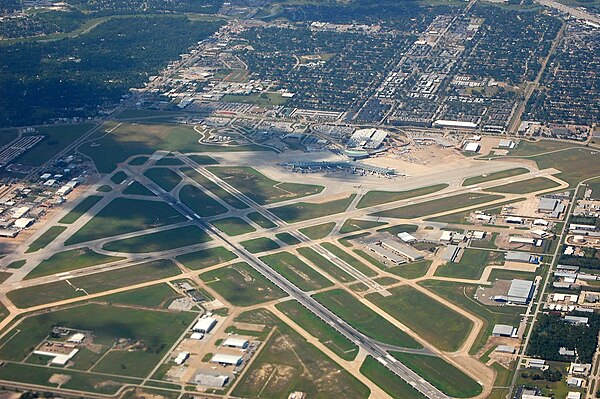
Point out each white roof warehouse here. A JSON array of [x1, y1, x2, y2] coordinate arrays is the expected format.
[[211, 353, 243, 366]]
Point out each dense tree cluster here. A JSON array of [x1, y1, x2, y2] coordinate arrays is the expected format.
[[0, 0, 19, 14], [559, 246, 600, 269], [0, 10, 89, 39], [65, 0, 223, 14], [270, 0, 449, 31], [0, 16, 222, 127], [527, 312, 600, 363], [520, 369, 563, 382]]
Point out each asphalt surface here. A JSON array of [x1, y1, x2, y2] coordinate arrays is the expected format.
[[122, 162, 450, 399]]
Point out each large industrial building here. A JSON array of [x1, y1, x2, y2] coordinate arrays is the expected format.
[[194, 373, 229, 387], [346, 128, 388, 149], [211, 353, 243, 366], [222, 338, 249, 349], [433, 120, 478, 129], [492, 324, 517, 337], [494, 279, 535, 305], [506, 251, 542, 264], [192, 317, 217, 334], [366, 236, 425, 264]]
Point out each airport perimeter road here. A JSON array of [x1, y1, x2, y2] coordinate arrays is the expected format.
[[122, 164, 450, 399]]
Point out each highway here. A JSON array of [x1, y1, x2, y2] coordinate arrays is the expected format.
[[122, 162, 450, 399]]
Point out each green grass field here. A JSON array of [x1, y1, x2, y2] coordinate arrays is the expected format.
[[435, 249, 504, 280], [418, 280, 522, 354], [389, 260, 433, 279], [260, 251, 333, 291], [144, 167, 182, 192], [59, 195, 103, 224], [91, 350, 163, 377], [111, 171, 128, 184], [527, 147, 600, 187], [26, 226, 66, 253], [10, 259, 181, 308], [360, 356, 425, 399], [102, 225, 211, 253], [233, 309, 369, 399], [462, 168, 529, 186], [427, 198, 525, 224], [79, 122, 273, 173], [64, 198, 186, 245], [207, 166, 323, 205], [96, 185, 112, 192], [321, 242, 377, 277], [271, 194, 356, 223], [17, 123, 95, 166], [299, 222, 335, 239], [507, 139, 577, 156], [129, 156, 149, 165], [313, 289, 422, 348], [154, 157, 184, 166], [297, 247, 356, 283], [339, 219, 387, 234], [25, 247, 124, 280], [179, 184, 227, 217], [211, 216, 256, 236], [102, 284, 181, 308], [7, 260, 26, 269], [276, 300, 358, 361], [390, 352, 482, 397], [0, 128, 18, 147], [182, 168, 248, 209], [241, 237, 281, 254], [0, 363, 137, 395], [377, 223, 418, 234], [366, 286, 473, 352], [0, 303, 194, 382], [0, 302, 194, 361], [357, 184, 449, 208], [486, 177, 561, 194], [275, 232, 300, 245], [123, 181, 155, 196], [187, 154, 218, 165], [247, 212, 277, 228], [176, 246, 237, 270], [471, 232, 499, 249], [372, 193, 504, 219], [200, 262, 287, 306]]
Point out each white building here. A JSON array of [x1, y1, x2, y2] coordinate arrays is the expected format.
[[433, 120, 478, 129], [14, 218, 34, 229], [492, 324, 517, 337], [222, 338, 249, 349], [211, 353, 243, 366], [67, 333, 85, 343], [174, 351, 190, 365], [193, 317, 217, 334], [398, 232, 417, 243], [463, 142, 481, 152], [33, 348, 79, 366]]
